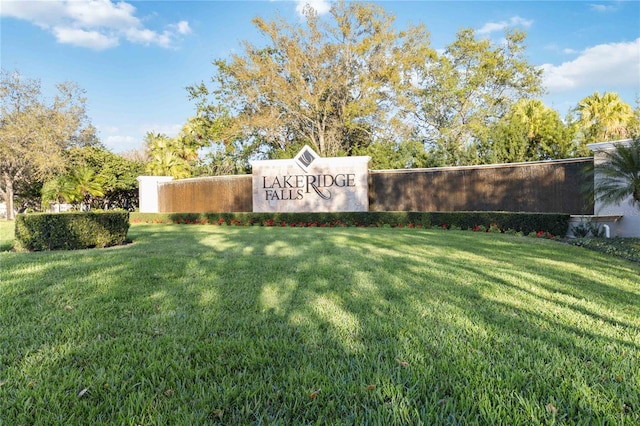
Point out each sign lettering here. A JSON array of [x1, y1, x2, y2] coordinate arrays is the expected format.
[[251, 146, 370, 212]]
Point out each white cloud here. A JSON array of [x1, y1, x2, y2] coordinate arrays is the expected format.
[[105, 134, 137, 144], [541, 38, 640, 92], [102, 123, 184, 151], [64, 0, 138, 28], [125, 27, 172, 48], [173, 21, 191, 35], [53, 26, 119, 50], [0, 1, 67, 27], [0, 0, 191, 50], [477, 16, 533, 35], [590, 4, 618, 13], [295, 0, 332, 17]]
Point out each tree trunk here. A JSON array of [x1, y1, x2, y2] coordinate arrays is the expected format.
[[2, 174, 15, 220]]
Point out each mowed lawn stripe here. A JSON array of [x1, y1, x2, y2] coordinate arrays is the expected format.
[[1, 224, 638, 424]]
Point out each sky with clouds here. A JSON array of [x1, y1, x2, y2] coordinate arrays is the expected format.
[[2, 0, 639, 153]]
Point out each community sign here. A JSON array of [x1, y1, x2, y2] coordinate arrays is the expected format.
[[250, 146, 370, 213]]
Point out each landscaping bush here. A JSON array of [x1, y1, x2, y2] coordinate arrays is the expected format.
[[429, 211, 569, 236], [130, 211, 569, 235], [130, 212, 431, 228], [15, 211, 130, 251], [569, 237, 640, 264]]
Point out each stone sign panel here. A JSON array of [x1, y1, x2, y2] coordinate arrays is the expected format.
[[251, 146, 370, 212]]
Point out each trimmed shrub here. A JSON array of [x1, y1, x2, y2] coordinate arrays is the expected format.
[[569, 237, 640, 264], [15, 211, 130, 251], [429, 212, 569, 236], [130, 212, 431, 228], [130, 211, 569, 236]]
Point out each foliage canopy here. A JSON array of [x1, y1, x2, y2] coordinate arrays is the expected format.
[[0, 70, 98, 219], [411, 28, 543, 166], [151, 2, 638, 176], [201, 1, 432, 160]]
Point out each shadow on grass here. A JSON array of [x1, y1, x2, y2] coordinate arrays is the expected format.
[[1, 225, 639, 424]]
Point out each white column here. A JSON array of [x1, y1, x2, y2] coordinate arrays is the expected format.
[[137, 176, 173, 213]]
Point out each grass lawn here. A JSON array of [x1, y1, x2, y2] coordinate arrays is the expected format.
[[0, 220, 14, 251], [1, 223, 639, 424]]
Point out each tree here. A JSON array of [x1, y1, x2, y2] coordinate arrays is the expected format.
[[575, 91, 634, 145], [628, 100, 640, 139], [594, 138, 640, 210], [353, 139, 431, 170], [144, 132, 192, 179], [64, 166, 105, 210], [41, 176, 71, 212], [119, 147, 149, 163], [411, 29, 543, 166], [176, 94, 254, 176], [0, 70, 97, 220], [65, 146, 146, 210], [42, 166, 105, 211], [200, 1, 432, 158], [478, 99, 577, 163]]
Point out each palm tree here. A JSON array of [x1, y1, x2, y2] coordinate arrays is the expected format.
[[144, 132, 192, 178], [576, 92, 633, 144], [41, 167, 105, 211], [511, 99, 546, 140], [510, 98, 573, 159], [146, 150, 191, 179], [594, 138, 640, 210], [65, 167, 105, 210], [41, 176, 71, 212]]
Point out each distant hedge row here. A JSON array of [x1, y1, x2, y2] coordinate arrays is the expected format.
[[15, 211, 130, 251], [428, 212, 569, 236], [130, 211, 569, 236]]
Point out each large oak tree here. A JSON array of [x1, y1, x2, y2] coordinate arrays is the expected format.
[[410, 29, 544, 166], [197, 1, 432, 159], [0, 70, 98, 219]]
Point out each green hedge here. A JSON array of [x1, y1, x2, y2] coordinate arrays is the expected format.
[[429, 212, 569, 236], [131, 212, 431, 228], [130, 211, 569, 236], [15, 211, 130, 251]]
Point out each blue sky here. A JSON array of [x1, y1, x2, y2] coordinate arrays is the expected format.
[[2, 0, 639, 153]]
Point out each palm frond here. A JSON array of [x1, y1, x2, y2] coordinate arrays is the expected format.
[[594, 138, 640, 209]]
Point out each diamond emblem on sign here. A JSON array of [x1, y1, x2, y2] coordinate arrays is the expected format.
[[295, 145, 319, 172]]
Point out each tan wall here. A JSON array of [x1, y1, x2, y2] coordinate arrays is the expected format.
[[156, 158, 593, 214]]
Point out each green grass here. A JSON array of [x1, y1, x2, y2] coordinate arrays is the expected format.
[[0, 220, 14, 251], [1, 224, 639, 425]]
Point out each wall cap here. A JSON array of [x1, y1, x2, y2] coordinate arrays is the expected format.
[[371, 157, 593, 174], [587, 138, 634, 152]]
